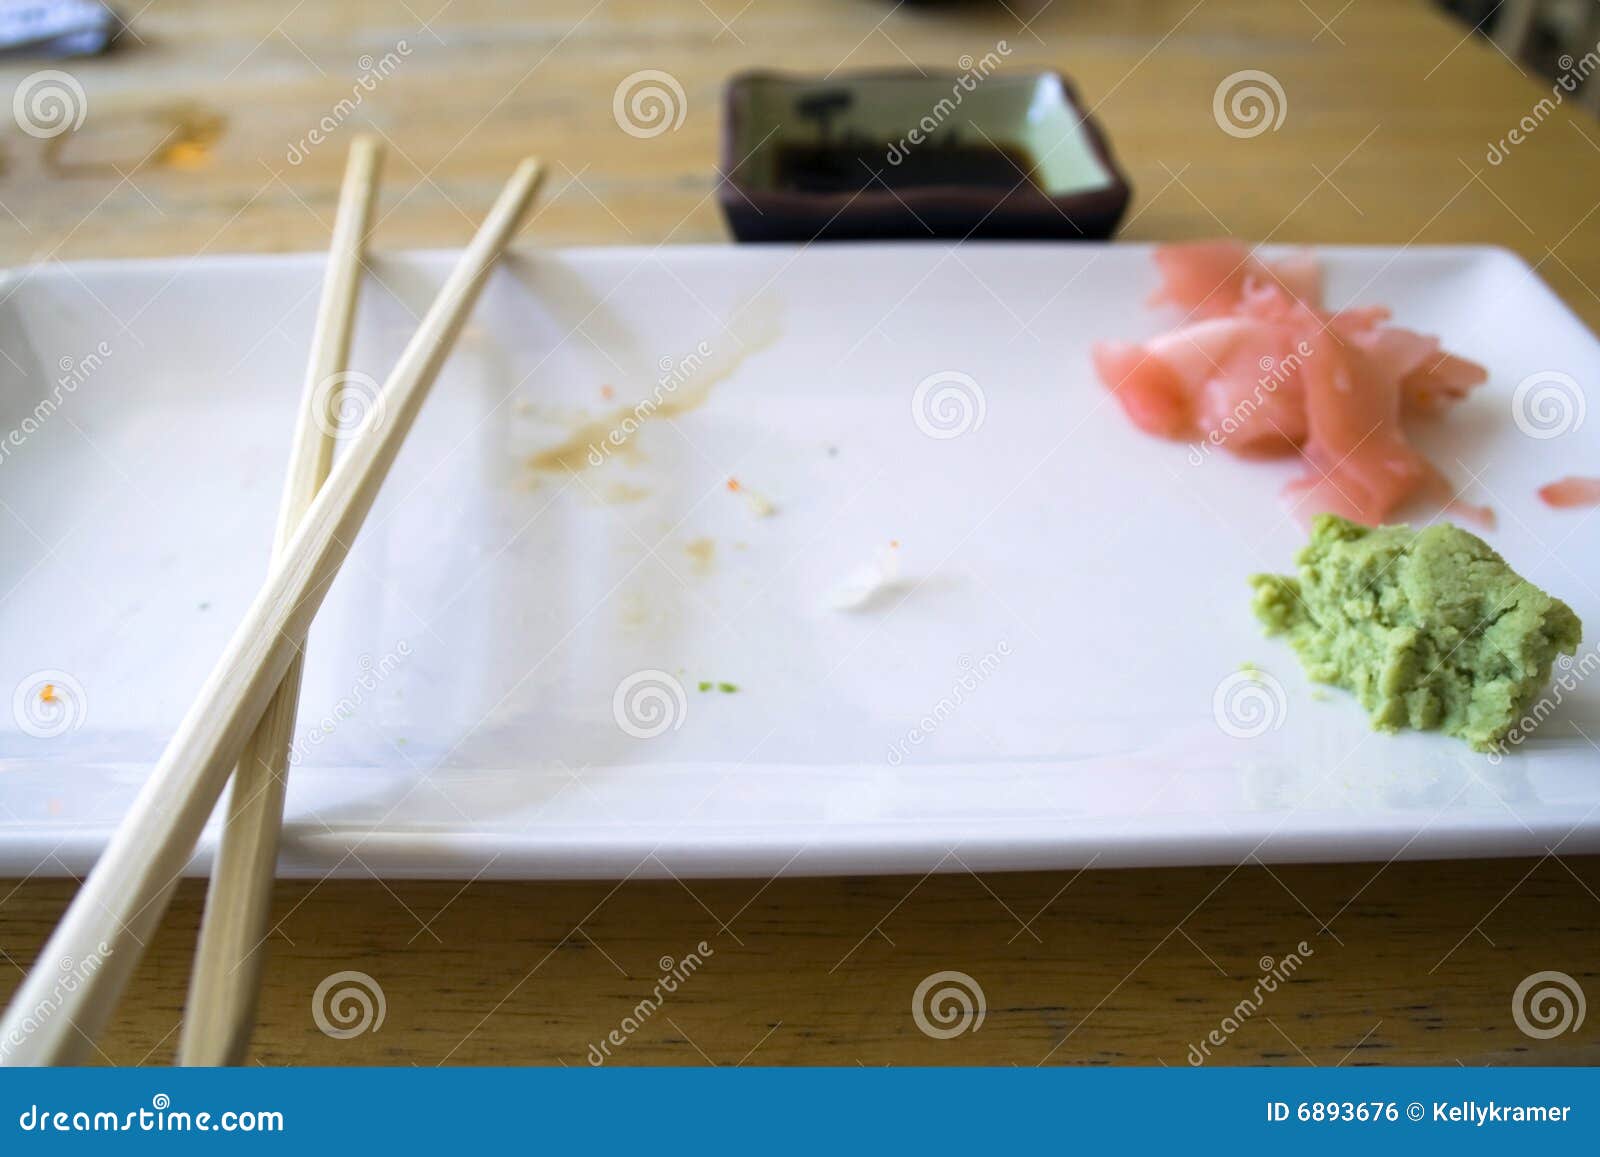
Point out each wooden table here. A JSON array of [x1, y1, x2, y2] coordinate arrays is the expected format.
[[3, 0, 1599, 1066]]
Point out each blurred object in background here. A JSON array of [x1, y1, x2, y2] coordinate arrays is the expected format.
[[1442, 0, 1600, 114], [0, 0, 119, 59], [720, 70, 1131, 241]]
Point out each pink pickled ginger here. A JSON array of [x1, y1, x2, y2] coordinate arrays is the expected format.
[[1094, 240, 1489, 526]]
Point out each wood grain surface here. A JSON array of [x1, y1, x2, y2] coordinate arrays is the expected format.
[[2, 0, 1598, 1066]]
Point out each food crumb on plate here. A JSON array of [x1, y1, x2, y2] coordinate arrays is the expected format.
[[1538, 476, 1600, 509], [727, 476, 776, 517], [829, 541, 902, 611]]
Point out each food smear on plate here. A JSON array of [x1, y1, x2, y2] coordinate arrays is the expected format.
[[1538, 476, 1600, 509], [524, 296, 781, 479], [1250, 514, 1581, 751], [683, 537, 717, 576], [598, 480, 652, 505], [525, 363, 719, 475], [1092, 240, 1489, 526]]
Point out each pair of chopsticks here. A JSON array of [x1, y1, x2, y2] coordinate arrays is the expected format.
[[0, 140, 546, 1066], [180, 136, 384, 1067]]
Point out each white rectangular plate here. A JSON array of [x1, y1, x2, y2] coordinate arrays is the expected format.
[[2, 243, 1598, 879]]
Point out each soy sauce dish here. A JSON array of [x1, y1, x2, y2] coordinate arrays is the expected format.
[[718, 69, 1132, 241]]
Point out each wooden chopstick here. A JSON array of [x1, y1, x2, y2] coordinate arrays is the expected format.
[[176, 136, 385, 1067], [0, 156, 546, 1066]]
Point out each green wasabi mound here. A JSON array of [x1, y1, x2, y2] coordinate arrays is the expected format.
[[1250, 515, 1582, 751]]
